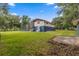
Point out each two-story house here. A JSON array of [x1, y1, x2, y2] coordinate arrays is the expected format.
[[32, 19, 55, 32]]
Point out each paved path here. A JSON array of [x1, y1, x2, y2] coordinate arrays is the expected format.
[[53, 36, 79, 46]]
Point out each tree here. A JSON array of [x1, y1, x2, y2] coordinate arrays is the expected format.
[[52, 17, 64, 29], [8, 15, 20, 31], [0, 3, 9, 31], [21, 16, 30, 31], [0, 3, 9, 15], [53, 3, 79, 30], [0, 3, 21, 31], [57, 3, 79, 20]]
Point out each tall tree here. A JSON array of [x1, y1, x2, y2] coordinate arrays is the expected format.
[[21, 16, 30, 31], [0, 3, 9, 31], [57, 3, 79, 20], [0, 3, 9, 15], [53, 3, 79, 30], [0, 3, 21, 31]]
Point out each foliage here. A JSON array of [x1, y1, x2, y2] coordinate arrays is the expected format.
[[52, 3, 79, 30], [0, 15, 20, 31], [0, 3, 31, 31], [21, 16, 30, 31], [0, 3, 9, 15]]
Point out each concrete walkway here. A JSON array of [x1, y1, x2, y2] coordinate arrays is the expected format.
[[48, 36, 79, 56], [53, 36, 79, 46]]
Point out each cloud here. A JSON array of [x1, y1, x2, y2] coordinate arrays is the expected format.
[[11, 13, 17, 15], [46, 3, 59, 9], [8, 3, 15, 6], [54, 5, 58, 8], [46, 3, 55, 5]]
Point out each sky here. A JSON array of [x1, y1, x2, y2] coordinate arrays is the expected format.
[[8, 3, 59, 22]]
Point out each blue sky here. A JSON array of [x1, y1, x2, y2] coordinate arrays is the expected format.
[[8, 3, 59, 22]]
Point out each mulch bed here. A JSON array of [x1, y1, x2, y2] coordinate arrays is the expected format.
[[48, 36, 79, 56]]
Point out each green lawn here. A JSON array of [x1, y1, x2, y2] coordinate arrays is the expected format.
[[0, 30, 76, 56]]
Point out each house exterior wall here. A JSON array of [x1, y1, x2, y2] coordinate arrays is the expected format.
[[32, 19, 55, 32], [33, 20, 53, 27], [34, 20, 45, 27]]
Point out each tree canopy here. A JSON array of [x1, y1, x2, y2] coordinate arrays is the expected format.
[[52, 3, 79, 30], [0, 3, 31, 31]]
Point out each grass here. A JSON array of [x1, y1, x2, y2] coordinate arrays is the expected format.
[[0, 30, 76, 56]]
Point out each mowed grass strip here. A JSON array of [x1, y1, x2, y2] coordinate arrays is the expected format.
[[0, 30, 76, 56]]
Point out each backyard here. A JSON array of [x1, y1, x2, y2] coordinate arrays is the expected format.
[[0, 30, 75, 56]]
